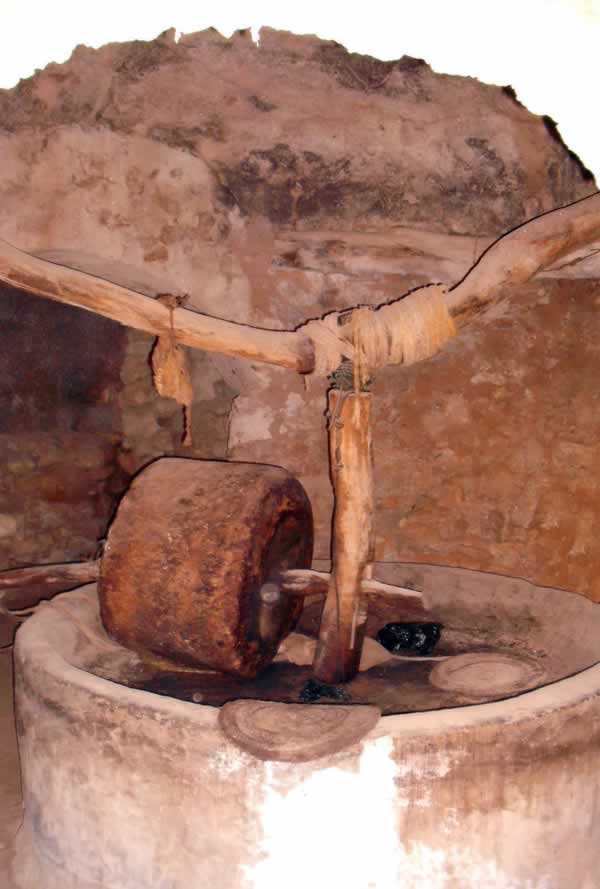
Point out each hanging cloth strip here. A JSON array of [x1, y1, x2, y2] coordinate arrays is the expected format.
[[151, 294, 194, 446]]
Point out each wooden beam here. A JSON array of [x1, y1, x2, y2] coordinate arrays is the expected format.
[[313, 391, 374, 683], [446, 191, 600, 323], [0, 238, 315, 373], [0, 192, 598, 376], [280, 568, 427, 607], [0, 559, 100, 611]]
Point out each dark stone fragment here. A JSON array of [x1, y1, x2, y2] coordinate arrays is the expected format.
[[299, 678, 351, 704], [247, 95, 277, 112], [541, 115, 595, 181], [376, 622, 442, 656]]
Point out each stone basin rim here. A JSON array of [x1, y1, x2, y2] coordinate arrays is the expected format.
[[15, 582, 600, 748]]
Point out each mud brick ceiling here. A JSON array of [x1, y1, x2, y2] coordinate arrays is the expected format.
[[0, 26, 598, 595]]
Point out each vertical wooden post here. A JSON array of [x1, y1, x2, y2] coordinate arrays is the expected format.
[[313, 389, 374, 684]]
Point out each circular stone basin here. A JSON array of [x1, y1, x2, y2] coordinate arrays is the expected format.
[[12, 564, 600, 889]]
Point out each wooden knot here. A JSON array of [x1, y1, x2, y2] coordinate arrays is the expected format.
[[156, 292, 189, 312]]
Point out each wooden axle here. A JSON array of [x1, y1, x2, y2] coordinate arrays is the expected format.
[[1, 561, 425, 610], [280, 568, 426, 607], [0, 559, 100, 611]]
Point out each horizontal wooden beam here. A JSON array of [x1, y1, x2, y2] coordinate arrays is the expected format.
[[0, 561, 428, 611], [280, 568, 428, 607], [0, 559, 100, 611], [0, 238, 315, 373], [446, 191, 600, 322], [1, 191, 599, 373]]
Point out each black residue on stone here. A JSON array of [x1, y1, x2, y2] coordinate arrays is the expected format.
[[247, 94, 277, 112], [302, 150, 321, 164], [441, 141, 531, 233], [541, 115, 595, 181], [316, 43, 430, 102], [396, 55, 428, 72], [376, 623, 442, 656], [317, 43, 391, 91], [216, 144, 359, 223], [114, 39, 180, 81], [148, 117, 225, 148], [465, 137, 506, 178], [501, 85, 524, 108], [278, 249, 301, 268], [316, 44, 426, 93], [299, 678, 351, 704], [253, 142, 298, 172]]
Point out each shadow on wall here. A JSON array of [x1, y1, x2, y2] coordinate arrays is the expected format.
[[0, 274, 235, 580]]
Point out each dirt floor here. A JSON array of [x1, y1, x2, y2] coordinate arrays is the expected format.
[[0, 648, 21, 889]]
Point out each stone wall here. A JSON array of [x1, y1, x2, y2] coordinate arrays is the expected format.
[[0, 284, 234, 570], [0, 27, 598, 595]]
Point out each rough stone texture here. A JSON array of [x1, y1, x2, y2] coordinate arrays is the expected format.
[[0, 650, 20, 889], [0, 285, 127, 569], [0, 27, 598, 594], [373, 278, 600, 594], [99, 458, 313, 676], [0, 283, 234, 571]]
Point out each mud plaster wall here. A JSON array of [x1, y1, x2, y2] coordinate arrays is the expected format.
[[0, 282, 234, 569], [0, 27, 598, 595]]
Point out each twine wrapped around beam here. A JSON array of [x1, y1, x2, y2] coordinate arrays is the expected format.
[[298, 312, 354, 376], [1, 192, 599, 377], [297, 283, 456, 377]]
